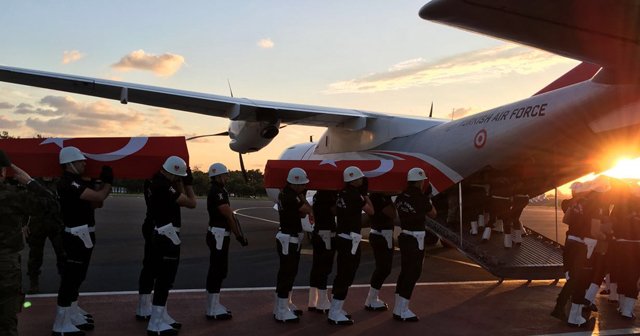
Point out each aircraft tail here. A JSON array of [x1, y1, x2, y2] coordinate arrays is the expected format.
[[532, 62, 601, 96]]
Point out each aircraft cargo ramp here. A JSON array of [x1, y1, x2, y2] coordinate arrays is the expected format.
[[426, 218, 564, 280]]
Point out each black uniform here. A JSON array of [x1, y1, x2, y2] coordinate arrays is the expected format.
[[57, 172, 97, 307], [146, 172, 182, 306], [487, 177, 512, 232], [332, 185, 365, 301], [206, 181, 232, 294], [275, 186, 305, 299], [138, 179, 155, 295], [309, 191, 337, 290], [611, 196, 640, 299], [394, 185, 432, 300], [368, 193, 394, 290]]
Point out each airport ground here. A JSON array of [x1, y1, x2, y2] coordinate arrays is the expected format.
[[18, 197, 640, 335]]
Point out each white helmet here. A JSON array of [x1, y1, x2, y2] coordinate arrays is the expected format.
[[162, 156, 188, 177], [59, 146, 86, 164], [343, 166, 364, 182], [407, 167, 427, 182], [570, 181, 589, 194], [287, 167, 309, 184], [208, 163, 228, 177], [592, 176, 612, 193]]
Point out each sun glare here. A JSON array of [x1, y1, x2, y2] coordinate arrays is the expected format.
[[603, 157, 640, 179]]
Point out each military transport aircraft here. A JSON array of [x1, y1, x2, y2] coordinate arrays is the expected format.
[[1, 0, 639, 279]]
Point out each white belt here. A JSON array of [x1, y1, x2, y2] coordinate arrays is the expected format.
[[617, 239, 640, 243], [567, 235, 584, 244], [584, 237, 597, 259], [65, 224, 94, 248], [491, 196, 510, 200], [209, 227, 230, 250], [338, 232, 363, 254], [401, 230, 426, 250], [370, 229, 393, 249], [317, 230, 335, 250], [276, 232, 303, 255], [514, 194, 529, 198], [155, 223, 181, 245]]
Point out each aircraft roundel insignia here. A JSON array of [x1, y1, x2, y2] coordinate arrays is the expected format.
[[474, 129, 487, 149]]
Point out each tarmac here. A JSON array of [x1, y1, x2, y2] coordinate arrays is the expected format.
[[16, 197, 640, 335]]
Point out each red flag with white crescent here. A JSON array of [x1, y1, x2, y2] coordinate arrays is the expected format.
[[264, 157, 457, 194], [0, 136, 188, 179]]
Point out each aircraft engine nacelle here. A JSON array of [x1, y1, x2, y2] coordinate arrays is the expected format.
[[228, 120, 280, 153]]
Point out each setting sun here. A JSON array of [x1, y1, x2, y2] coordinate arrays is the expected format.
[[603, 157, 640, 179]]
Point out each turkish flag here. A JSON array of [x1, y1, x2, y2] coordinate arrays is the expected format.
[[264, 157, 456, 194], [0, 136, 188, 179]]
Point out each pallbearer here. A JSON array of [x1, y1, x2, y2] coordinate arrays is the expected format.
[[308, 190, 337, 314], [205, 163, 248, 320], [393, 168, 436, 322], [327, 166, 374, 325], [364, 192, 396, 311], [274, 168, 313, 323]]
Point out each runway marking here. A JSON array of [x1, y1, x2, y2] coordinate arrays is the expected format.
[[533, 328, 640, 336], [26, 279, 554, 299], [233, 207, 279, 225]]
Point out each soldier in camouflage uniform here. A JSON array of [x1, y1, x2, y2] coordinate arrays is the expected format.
[[25, 177, 65, 294], [0, 149, 56, 336]]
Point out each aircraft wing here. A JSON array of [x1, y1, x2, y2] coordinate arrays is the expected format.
[[0, 65, 377, 129], [420, 0, 640, 69]]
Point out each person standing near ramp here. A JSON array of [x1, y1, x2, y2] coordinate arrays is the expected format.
[[52, 146, 113, 335], [205, 163, 248, 320], [393, 167, 436, 322], [145, 156, 196, 335]]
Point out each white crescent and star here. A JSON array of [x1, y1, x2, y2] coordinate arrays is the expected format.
[[40, 137, 149, 162]]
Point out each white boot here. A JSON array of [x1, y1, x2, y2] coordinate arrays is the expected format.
[[69, 301, 94, 330], [584, 283, 599, 308], [136, 294, 152, 320], [206, 293, 232, 320], [513, 229, 523, 245], [620, 296, 636, 319], [52, 306, 84, 336], [162, 303, 181, 330], [494, 219, 504, 233], [503, 234, 512, 248], [478, 215, 485, 228], [481, 227, 492, 241], [147, 305, 177, 335], [567, 303, 586, 327], [470, 221, 478, 235], [288, 292, 302, 316], [393, 294, 418, 322], [618, 294, 627, 312], [610, 283, 620, 302], [364, 287, 388, 311], [327, 299, 353, 325], [315, 289, 331, 313], [308, 287, 318, 311], [275, 297, 299, 323]]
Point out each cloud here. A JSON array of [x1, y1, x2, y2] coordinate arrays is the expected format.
[[111, 49, 185, 76], [0, 115, 21, 129], [325, 44, 574, 94], [257, 38, 274, 49], [62, 50, 85, 64], [0, 102, 14, 109]]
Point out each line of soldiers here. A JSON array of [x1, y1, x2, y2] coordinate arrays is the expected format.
[[274, 165, 436, 325], [551, 176, 640, 327]]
